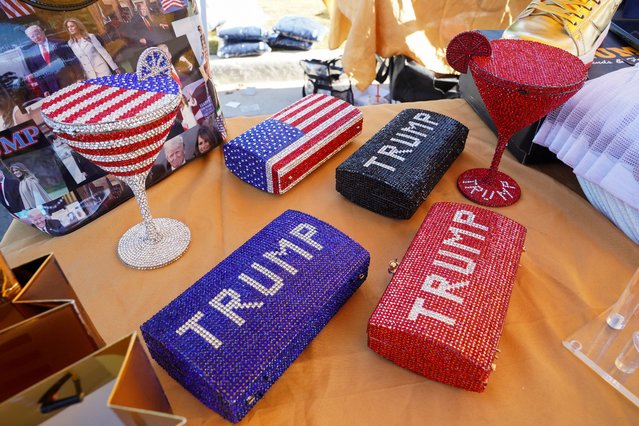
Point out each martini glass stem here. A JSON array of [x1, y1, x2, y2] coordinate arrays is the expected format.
[[487, 133, 513, 181], [120, 174, 160, 244]]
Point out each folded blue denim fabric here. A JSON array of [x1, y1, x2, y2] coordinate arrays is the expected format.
[[267, 32, 313, 50], [218, 26, 268, 42], [272, 16, 327, 42], [217, 41, 271, 58]]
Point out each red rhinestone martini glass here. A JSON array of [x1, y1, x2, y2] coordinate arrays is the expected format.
[[41, 48, 190, 269], [446, 31, 587, 207]]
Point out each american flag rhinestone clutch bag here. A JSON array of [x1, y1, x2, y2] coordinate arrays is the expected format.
[[368, 202, 526, 392], [40, 72, 181, 177], [141, 210, 370, 423], [336, 109, 468, 219], [223, 94, 363, 194]]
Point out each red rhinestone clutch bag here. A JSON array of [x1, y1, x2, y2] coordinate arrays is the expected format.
[[367, 202, 526, 391]]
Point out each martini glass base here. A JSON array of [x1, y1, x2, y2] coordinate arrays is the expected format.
[[457, 168, 521, 207], [117, 218, 191, 270]]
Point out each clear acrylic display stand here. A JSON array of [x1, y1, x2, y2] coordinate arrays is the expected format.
[[563, 268, 639, 407]]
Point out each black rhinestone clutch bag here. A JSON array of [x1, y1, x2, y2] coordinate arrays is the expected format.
[[336, 109, 468, 219]]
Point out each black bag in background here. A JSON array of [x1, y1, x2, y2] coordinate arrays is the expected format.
[[300, 57, 354, 104], [377, 55, 459, 102]]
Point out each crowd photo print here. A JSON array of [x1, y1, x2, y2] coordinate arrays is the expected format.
[[0, 0, 225, 235]]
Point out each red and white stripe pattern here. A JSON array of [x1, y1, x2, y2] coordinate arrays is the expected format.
[[224, 94, 362, 194], [268, 95, 362, 193], [0, 0, 34, 19], [41, 81, 178, 126], [41, 78, 180, 177], [57, 113, 177, 176], [161, 0, 186, 13]]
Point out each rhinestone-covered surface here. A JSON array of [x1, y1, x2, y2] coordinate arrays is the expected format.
[[141, 210, 370, 422], [336, 109, 468, 219], [41, 73, 180, 130], [445, 30, 492, 73], [118, 218, 191, 270], [469, 38, 587, 138], [40, 71, 180, 177], [367, 202, 526, 392], [457, 168, 522, 207], [223, 94, 363, 194], [446, 32, 587, 207], [42, 49, 189, 271]]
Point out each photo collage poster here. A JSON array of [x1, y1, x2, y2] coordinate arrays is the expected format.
[[0, 0, 226, 236]]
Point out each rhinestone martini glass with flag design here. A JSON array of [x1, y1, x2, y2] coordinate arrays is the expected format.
[[41, 47, 190, 269], [446, 31, 588, 207]]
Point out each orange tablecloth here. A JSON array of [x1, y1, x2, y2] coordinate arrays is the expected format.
[[2, 99, 638, 424], [327, 0, 530, 89]]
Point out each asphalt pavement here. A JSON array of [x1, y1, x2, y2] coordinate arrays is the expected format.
[[212, 48, 344, 118]]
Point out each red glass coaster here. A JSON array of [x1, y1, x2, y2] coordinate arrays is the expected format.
[[457, 168, 521, 207]]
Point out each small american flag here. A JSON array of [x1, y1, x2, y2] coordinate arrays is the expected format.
[[0, 0, 34, 19], [41, 74, 180, 176], [41, 74, 179, 125], [160, 0, 187, 14], [224, 94, 362, 194]]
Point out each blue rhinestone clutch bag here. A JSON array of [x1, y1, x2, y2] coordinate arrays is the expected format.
[[336, 109, 468, 219], [141, 210, 370, 422]]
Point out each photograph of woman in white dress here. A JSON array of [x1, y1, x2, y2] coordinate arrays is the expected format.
[[64, 18, 121, 79], [9, 162, 52, 210]]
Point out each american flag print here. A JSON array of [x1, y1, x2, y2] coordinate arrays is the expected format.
[[161, 0, 187, 14], [0, 0, 34, 18], [223, 94, 363, 194], [41, 74, 181, 177]]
